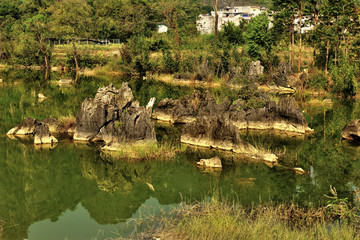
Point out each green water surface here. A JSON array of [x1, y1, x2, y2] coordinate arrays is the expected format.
[[1, 69, 360, 239]]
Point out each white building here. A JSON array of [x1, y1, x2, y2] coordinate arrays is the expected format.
[[196, 6, 267, 34]]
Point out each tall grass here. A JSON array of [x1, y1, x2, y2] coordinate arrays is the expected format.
[[129, 190, 360, 240], [103, 142, 182, 161]]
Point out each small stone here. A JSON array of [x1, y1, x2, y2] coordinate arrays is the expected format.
[[323, 99, 332, 104], [262, 153, 278, 163], [38, 93, 47, 102], [293, 167, 305, 174], [197, 156, 222, 168]]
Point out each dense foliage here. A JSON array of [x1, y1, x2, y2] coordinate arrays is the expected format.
[[0, 0, 360, 98]]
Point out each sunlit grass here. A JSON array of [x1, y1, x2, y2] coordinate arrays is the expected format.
[[132, 193, 360, 240], [103, 142, 185, 161]]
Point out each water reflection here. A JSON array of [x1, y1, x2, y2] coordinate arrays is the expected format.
[[2, 69, 360, 239]]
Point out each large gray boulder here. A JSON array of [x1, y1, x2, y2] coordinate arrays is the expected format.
[[74, 83, 156, 149], [34, 123, 58, 145], [181, 115, 278, 163], [342, 120, 360, 141]]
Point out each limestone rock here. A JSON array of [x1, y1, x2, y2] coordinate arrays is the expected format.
[[7, 117, 41, 135], [293, 167, 305, 174], [194, 60, 211, 81], [153, 91, 228, 123], [181, 115, 254, 153], [153, 91, 312, 134], [342, 119, 360, 141], [248, 61, 264, 81], [34, 123, 58, 145], [181, 115, 278, 163], [7, 117, 58, 145], [38, 93, 47, 102], [197, 156, 222, 168], [74, 83, 156, 149], [272, 62, 293, 87]]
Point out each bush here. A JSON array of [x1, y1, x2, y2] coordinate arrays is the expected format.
[[330, 61, 356, 98], [308, 69, 328, 91], [66, 52, 108, 69]]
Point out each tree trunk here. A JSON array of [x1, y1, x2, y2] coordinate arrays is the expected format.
[[44, 52, 50, 70], [291, 29, 294, 66], [72, 41, 79, 72], [172, 13, 180, 46], [214, 0, 219, 42], [298, 1, 302, 72], [290, 15, 294, 66], [313, 3, 317, 67], [325, 39, 330, 76]]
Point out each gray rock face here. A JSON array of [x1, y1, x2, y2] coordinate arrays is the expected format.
[[181, 115, 255, 153], [153, 91, 229, 123], [7, 117, 41, 135], [34, 123, 58, 145], [342, 119, 360, 141], [74, 83, 156, 149], [7, 117, 58, 145], [181, 115, 278, 162], [272, 62, 293, 87], [154, 91, 312, 134], [248, 61, 264, 81]]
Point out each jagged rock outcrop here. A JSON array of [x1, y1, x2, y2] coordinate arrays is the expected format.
[[248, 61, 264, 81], [342, 119, 360, 141], [181, 115, 278, 163], [7, 117, 58, 145], [153, 91, 228, 123], [231, 97, 313, 134], [154, 90, 313, 134], [272, 62, 293, 87], [73, 83, 156, 150], [7, 117, 41, 135]]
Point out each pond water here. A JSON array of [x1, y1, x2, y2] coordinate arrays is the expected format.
[[1, 69, 360, 239]]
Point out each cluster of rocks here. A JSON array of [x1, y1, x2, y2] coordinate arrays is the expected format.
[[7, 117, 58, 145], [7, 83, 156, 151], [8, 82, 318, 165], [73, 83, 157, 150], [153, 90, 313, 134]]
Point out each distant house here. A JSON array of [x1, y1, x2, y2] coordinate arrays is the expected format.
[[196, 5, 267, 34]]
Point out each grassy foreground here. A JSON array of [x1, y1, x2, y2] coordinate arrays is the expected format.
[[131, 193, 360, 240]]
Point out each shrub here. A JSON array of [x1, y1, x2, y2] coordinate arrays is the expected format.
[[308, 69, 328, 91], [330, 61, 356, 98]]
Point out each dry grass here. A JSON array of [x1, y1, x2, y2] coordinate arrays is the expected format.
[[129, 191, 360, 240], [102, 142, 182, 161]]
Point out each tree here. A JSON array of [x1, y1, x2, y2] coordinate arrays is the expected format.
[[23, 13, 53, 69], [245, 13, 273, 60], [272, 0, 297, 65], [48, 0, 92, 71]]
